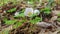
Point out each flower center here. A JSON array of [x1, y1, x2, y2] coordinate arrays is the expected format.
[[28, 12, 32, 16]]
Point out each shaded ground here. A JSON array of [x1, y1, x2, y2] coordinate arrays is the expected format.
[[8, 22, 60, 34]]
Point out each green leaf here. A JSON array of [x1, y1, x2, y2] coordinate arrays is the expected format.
[[44, 11, 51, 14], [13, 22, 23, 28], [21, 9, 25, 13], [30, 14, 37, 18], [5, 20, 17, 25], [57, 14, 60, 16], [14, 9, 25, 18], [13, 20, 26, 28], [3, 17, 8, 22], [0, 3, 3, 6], [7, 8, 16, 13], [41, 7, 51, 14], [3, 30, 9, 34], [14, 13, 25, 18], [30, 17, 42, 24], [19, 13, 25, 17], [57, 18, 60, 22]]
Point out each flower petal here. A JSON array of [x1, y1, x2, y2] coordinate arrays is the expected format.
[[24, 8, 34, 17]]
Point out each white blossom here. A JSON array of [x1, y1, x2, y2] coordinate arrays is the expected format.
[[3, 10, 6, 13], [24, 8, 40, 17], [14, 12, 19, 16], [24, 8, 34, 17], [34, 9, 40, 15]]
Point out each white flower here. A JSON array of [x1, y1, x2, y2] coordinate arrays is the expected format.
[[3, 10, 6, 13], [34, 9, 40, 15], [24, 8, 40, 17], [24, 8, 34, 17], [14, 12, 19, 16]]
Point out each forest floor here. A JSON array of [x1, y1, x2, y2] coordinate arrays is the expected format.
[[0, 22, 60, 34]]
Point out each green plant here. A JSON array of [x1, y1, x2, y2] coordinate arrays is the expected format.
[[13, 19, 27, 28], [1, 29, 9, 34], [57, 18, 60, 22], [30, 17, 42, 24], [41, 7, 51, 14], [14, 12, 25, 18], [3, 17, 17, 25], [4, 20, 17, 25], [14, 9, 25, 18], [7, 8, 16, 13], [13, 22, 23, 28], [57, 14, 60, 16], [0, 3, 3, 6]]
